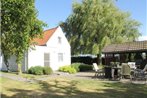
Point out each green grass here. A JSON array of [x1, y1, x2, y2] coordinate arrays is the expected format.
[[0, 71, 47, 79], [1, 74, 147, 98]]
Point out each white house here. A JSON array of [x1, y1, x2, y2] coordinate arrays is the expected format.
[[0, 26, 71, 71]]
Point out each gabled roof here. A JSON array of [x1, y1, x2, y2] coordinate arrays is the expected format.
[[32, 27, 58, 46], [102, 40, 147, 53]]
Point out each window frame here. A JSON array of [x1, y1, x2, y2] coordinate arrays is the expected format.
[[58, 53, 63, 62], [44, 53, 50, 66], [58, 36, 62, 44]]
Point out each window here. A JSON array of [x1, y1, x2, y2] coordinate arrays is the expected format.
[[58, 37, 62, 44], [58, 53, 63, 62], [44, 53, 50, 66]]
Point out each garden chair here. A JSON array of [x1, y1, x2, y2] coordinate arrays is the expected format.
[[128, 62, 136, 69], [130, 69, 147, 83], [121, 63, 131, 79], [92, 63, 105, 78]]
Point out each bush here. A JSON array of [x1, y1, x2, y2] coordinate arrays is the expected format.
[[28, 67, 34, 74], [28, 66, 44, 75], [28, 66, 53, 75], [71, 63, 81, 72], [79, 64, 93, 72], [71, 63, 93, 72], [59, 66, 77, 74], [98, 64, 104, 69], [43, 66, 53, 75]]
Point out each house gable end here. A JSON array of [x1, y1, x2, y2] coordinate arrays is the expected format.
[[32, 27, 58, 46], [46, 26, 70, 48]]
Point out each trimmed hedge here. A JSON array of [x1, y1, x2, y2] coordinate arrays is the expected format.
[[71, 63, 93, 72], [28, 66, 52, 75], [59, 66, 77, 74], [79, 64, 93, 72], [71, 56, 97, 65]]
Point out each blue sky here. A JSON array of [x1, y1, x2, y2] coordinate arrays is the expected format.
[[35, 0, 146, 36]]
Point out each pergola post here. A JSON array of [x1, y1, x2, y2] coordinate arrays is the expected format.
[[105, 54, 107, 65]]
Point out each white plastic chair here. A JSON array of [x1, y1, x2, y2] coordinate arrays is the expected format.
[[92, 63, 104, 78]]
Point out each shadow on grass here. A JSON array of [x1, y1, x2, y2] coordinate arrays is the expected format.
[[1, 79, 147, 98], [102, 82, 147, 98]]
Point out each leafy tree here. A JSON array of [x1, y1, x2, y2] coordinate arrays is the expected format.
[[60, 0, 141, 57], [1, 0, 46, 74], [1, 38, 13, 72]]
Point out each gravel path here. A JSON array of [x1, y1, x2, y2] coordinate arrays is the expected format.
[[1, 72, 147, 84], [1, 73, 30, 82], [0, 71, 100, 82]]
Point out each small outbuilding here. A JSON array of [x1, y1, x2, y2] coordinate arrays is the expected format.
[[1, 26, 71, 71]]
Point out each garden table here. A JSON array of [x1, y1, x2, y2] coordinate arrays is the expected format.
[[111, 67, 121, 80]]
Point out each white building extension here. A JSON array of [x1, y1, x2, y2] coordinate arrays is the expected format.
[[1, 26, 71, 71]]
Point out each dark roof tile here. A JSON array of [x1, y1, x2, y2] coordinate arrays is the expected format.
[[102, 41, 147, 53]]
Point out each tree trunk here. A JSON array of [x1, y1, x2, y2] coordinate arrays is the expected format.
[[5, 63, 10, 72], [99, 53, 102, 65], [98, 46, 102, 65], [4, 60, 10, 72], [17, 63, 22, 75]]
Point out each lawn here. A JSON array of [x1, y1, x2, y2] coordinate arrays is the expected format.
[[0, 71, 46, 79], [1, 74, 147, 98]]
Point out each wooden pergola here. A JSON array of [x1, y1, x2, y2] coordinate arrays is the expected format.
[[102, 41, 147, 65]]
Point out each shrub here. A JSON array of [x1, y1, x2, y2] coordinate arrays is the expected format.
[[59, 66, 77, 74], [28, 67, 34, 74], [79, 64, 93, 72], [68, 67, 77, 74], [28, 66, 44, 75], [71, 63, 81, 72], [43, 66, 53, 75], [98, 64, 104, 69], [71, 63, 93, 72]]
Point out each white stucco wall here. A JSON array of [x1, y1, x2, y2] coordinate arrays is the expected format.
[[28, 46, 48, 68], [28, 26, 71, 71], [0, 55, 3, 70]]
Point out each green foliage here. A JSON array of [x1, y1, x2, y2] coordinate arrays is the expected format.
[[59, 66, 77, 74], [60, 0, 141, 55], [79, 64, 93, 72], [1, 0, 46, 74], [98, 64, 105, 69], [71, 63, 81, 72], [28, 67, 34, 74], [28, 66, 44, 75], [28, 66, 53, 75], [71, 63, 93, 72], [43, 66, 53, 75]]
